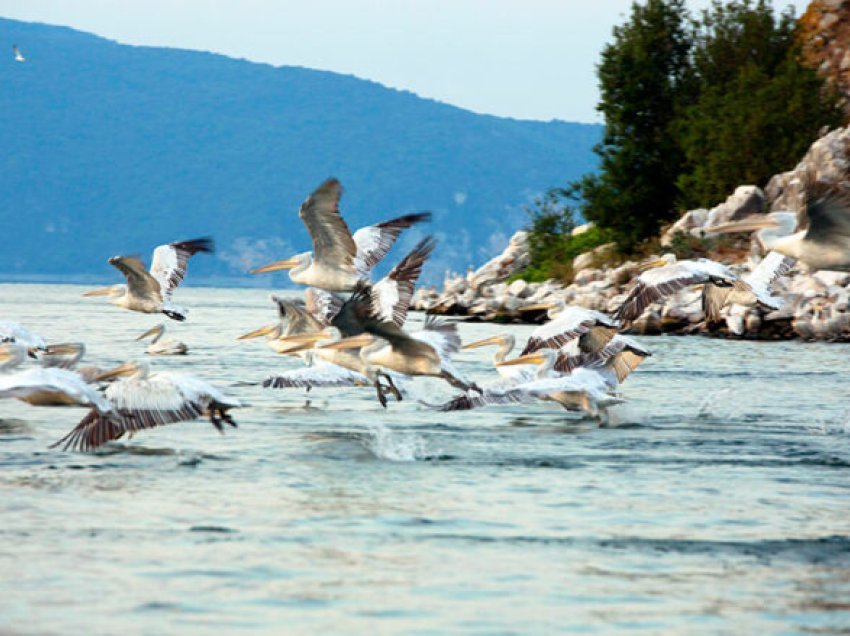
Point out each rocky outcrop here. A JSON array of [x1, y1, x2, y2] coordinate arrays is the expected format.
[[799, 0, 850, 121], [416, 125, 850, 342]]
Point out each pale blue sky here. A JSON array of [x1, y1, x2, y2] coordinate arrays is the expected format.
[[1, 0, 808, 122]]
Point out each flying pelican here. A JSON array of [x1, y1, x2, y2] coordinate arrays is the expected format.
[[0, 343, 114, 412], [0, 320, 46, 357], [519, 300, 619, 356], [51, 361, 241, 452], [82, 237, 214, 321], [318, 309, 480, 395], [553, 334, 651, 385], [613, 254, 738, 322], [136, 324, 188, 355], [434, 349, 621, 417], [702, 251, 795, 322], [249, 177, 430, 291], [711, 182, 850, 271], [12, 45, 25, 62]]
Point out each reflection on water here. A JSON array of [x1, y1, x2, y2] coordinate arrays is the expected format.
[[1, 283, 849, 633]]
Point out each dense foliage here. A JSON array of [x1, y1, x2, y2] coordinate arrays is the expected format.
[[524, 0, 840, 280]]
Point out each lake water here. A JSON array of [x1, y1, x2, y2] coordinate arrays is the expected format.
[[1, 283, 849, 634]]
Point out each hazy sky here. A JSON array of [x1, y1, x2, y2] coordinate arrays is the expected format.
[[1, 0, 809, 122]]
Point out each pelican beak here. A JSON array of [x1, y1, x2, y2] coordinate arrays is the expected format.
[[708, 217, 781, 234], [93, 361, 138, 382], [249, 257, 300, 274], [82, 286, 115, 297], [496, 353, 545, 367], [519, 302, 556, 312], [237, 324, 279, 340], [638, 258, 670, 272], [0, 345, 15, 362], [269, 332, 328, 354], [318, 334, 376, 350], [462, 335, 504, 350], [135, 325, 163, 341]]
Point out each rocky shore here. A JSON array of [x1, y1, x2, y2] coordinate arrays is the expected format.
[[414, 126, 850, 341]]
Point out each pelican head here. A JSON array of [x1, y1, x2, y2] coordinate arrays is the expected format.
[[94, 360, 149, 382], [136, 324, 165, 343], [42, 342, 86, 368], [237, 323, 282, 341], [497, 349, 556, 377], [708, 212, 797, 252], [462, 334, 511, 350], [249, 252, 311, 275], [82, 284, 125, 298]]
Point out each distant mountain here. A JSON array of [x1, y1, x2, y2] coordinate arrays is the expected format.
[[0, 18, 601, 286]]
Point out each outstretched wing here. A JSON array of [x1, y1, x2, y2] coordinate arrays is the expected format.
[[800, 183, 850, 246], [413, 316, 461, 358], [299, 178, 357, 273], [262, 363, 370, 389], [304, 288, 344, 326], [371, 236, 436, 326], [521, 307, 617, 355], [614, 262, 712, 322], [109, 256, 161, 299], [150, 237, 215, 301], [271, 294, 326, 336], [352, 212, 432, 278]]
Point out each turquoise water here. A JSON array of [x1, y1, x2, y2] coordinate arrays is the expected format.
[[1, 283, 849, 634]]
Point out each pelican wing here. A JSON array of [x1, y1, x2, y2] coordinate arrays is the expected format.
[[521, 307, 617, 355], [412, 316, 461, 358], [554, 334, 649, 381], [371, 236, 436, 326], [800, 185, 850, 246], [614, 260, 729, 322], [352, 212, 432, 278], [305, 288, 343, 326], [150, 237, 215, 301], [52, 372, 239, 452], [0, 368, 111, 412], [109, 256, 161, 298], [743, 251, 795, 293], [262, 362, 370, 389], [271, 294, 326, 335], [299, 178, 357, 272], [0, 320, 45, 349], [702, 282, 734, 322]]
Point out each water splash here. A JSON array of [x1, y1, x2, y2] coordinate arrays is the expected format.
[[365, 423, 426, 462]]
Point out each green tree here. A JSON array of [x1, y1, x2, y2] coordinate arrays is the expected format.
[[579, 0, 693, 250], [676, 0, 841, 207]]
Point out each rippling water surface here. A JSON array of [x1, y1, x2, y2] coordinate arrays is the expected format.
[[2, 283, 849, 634]]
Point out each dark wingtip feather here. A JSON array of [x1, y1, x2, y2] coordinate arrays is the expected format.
[[173, 237, 215, 255], [377, 211, 432, 229]]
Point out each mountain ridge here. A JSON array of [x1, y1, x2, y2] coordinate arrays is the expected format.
[[0, 17, 601, 286]]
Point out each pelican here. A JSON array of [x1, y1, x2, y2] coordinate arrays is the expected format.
[[13, 45, 25, 62], [613, 254, 738, 322], [0, 343, 113, 412], [238, 294, 327, 359], [82, 237, 214, 321], [51, 361, 241, 452], [702, 251, 795, 321], [136, 324, 188, 355], [711, 182, 850, 271], [519, 300, 619, 356], [434, 349, 620, 417], [249, 177, 430, 291], [0, 320, 46, 357]]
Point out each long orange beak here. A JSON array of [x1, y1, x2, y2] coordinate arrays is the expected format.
[[249, 257, 300, 274], [496, 353, 545, 367], [462, 335, 504, 350], [82, 286, 116, 297], [519, 302, 556, 312], [318, 334, 375, 350], [237, 324, 280, 340], [708, 217, 780, 234]]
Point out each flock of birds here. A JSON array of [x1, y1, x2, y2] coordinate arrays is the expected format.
[[2, 176, 849, 453]]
